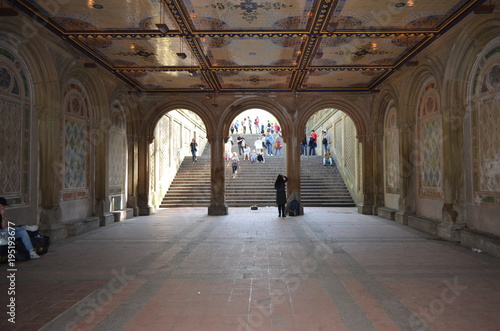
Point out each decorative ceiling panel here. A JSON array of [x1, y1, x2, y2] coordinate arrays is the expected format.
[[13, 0, 484, 93], [331, 0, 472, 30], [24, 0, 178, 31], [76, 36, 193, 68], [124, 70, 207, 90], [304, 69, 389, 89], [202, 36, 303, 67], [312, 34, 427, 67], [179, 0, 317, 31], [217, 71, 292, 89]]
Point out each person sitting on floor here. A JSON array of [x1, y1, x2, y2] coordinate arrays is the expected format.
[[0, 197, 40, 259]]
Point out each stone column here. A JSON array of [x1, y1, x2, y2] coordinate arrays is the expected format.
[[372, 132, 385, 213], [285, 131, 303, 214], [395, 123, 416, 225], [208, 134, 228, 215], [439, 107, 466, 241], [38, 107, 64, 239], [93, 115, 114, 226], [137, 134, 154, 215], [127, 135, 139, 216], [358, 133, 374, 215]]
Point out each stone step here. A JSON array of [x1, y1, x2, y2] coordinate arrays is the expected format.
[[162, 140, 355, 208]]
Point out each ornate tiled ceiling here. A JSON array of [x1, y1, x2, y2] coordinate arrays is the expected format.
[[14, 0, 485, 93]]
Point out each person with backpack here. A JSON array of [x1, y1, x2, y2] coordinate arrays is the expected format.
[[228, 152, 240, 178], [265, 132, 274, 156], [0, 197, 40, 259], [274, 133, 284, 156], [321, 130, 328, 153], [237, 133, 245, 155], [308, 130, 317, 156], [190, 138, 198, 163], [274, 174, 288, 218]]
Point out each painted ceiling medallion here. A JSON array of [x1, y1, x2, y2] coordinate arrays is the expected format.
[[209, 0, 292, 23], [335, 43, 390, 62]]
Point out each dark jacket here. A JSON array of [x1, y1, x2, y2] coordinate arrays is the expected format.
[[274, 175, 288, 205]]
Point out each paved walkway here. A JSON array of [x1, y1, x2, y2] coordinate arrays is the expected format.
[[1, 207, 500, 331]]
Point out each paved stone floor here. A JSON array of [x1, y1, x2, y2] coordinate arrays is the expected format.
[[1, 207, 500, 331]]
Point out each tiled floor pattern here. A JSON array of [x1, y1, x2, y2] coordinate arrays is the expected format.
[[1, 207, 500, 330]]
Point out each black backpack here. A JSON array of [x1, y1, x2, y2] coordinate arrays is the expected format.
[[28, 230, 50, 255], [14, 238, 31, 261]]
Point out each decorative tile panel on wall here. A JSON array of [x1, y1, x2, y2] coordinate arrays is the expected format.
[[158, 115, 170, 179], [334, 119, 343, 157], [0, 48, 31, 206], [473, 51, 500, 206], [109, 103, 126, 195], [345, 117, 356, 178], [62, 83, 90, 200], [385, 107, 400, 194], [417, 82, 443, 199]]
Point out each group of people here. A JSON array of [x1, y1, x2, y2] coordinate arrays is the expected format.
[[230, 117, 282, 136], [300, 129, 334, 166]]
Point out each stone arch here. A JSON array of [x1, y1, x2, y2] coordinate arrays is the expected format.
[[0, 25, 61, 221], [142, 98, 214, 144], [446, 19, 500, 112], [294, 97, 369, 140], [400, 63, 444, 125], [463, 35, 500, 235], [219, 97, 291, 141]]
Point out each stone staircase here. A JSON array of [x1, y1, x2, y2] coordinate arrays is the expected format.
[[160, 134, 355, 208]]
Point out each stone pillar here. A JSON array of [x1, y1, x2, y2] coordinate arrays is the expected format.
[[208, 134, 228, 215], [395, 123, 416, 225], [93, 115, 114, 226], [38, 107, 65, 239], [439, 108, 466, 241], [372, 132, 385, 214], [285, 131, 303, 214], [127, 135, 140, 216], [137, 134, 154, 215], [358, 134, 374, 215]]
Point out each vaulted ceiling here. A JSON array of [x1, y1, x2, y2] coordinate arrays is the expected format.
[[13, 0, 485, 93]]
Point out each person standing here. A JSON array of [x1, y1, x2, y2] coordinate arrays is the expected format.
[[274, 133, 284, 156], [228, 152, 240, 178], [190, 138, 198, 163], [274, 174, 288, 218], [237, 133, 245, 155], [242, 117, 247, 134], [0, 197, 40, 259], [254, 135, 263, 154], [301, 136, 308, 156], [248, 117, 253, 134], [254, 116, 260, 133], [308, 130, 317, 156], [265, 132, 274, 156], [225, 136, 233, 160], [321, 130, 328, 153]]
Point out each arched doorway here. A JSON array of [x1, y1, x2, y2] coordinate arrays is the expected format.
[[149, 109, 208, 208], [302, 108, 360, 207], [225, 108, 286, 207]]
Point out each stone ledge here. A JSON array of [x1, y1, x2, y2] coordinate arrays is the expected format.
[[63, 217, 100, 237], [100, 212, 115, 226], [377, 207, 398, 221], [111, 208, 134, 222], [461, 228, 500, 258], [408, 215, 439, 236]]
